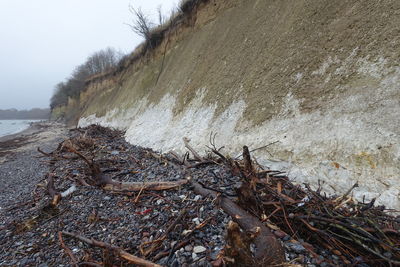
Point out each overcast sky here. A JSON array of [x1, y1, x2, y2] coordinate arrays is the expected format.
[[0, 0, 177, 110]]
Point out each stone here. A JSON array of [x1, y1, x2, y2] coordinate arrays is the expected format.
[[192, 252, 198, 260], [193, 246, 207, 253], [192, 217, 201, 225], [285, 242, 306, 253], [194, 195, 202, 201]]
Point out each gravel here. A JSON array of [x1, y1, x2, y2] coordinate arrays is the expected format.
[[0, 124, 363, 266]]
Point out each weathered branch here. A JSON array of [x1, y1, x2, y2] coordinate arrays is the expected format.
[[65, 144, 188, 192], [103, 179, 188, 192], [62, 231, 162, 267], [46, 174, 61, 206], [60, 185, 77, 198]]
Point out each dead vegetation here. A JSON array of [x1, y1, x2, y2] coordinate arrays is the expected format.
[[35, 125, 285, 266], [4, 125, 399, 266], [41, 125, 400, 265]]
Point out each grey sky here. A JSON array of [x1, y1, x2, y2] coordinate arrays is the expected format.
[[0, 0, 177, 110]]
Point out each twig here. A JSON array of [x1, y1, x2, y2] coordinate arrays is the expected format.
[[234, 141, 279, 159], [183, 137, 203, 162], [58, 231, 78, 266]]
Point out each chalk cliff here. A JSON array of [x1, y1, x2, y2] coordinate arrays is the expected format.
[[65, 0, 399, 209]]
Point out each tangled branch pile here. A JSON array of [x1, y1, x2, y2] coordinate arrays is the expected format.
[[31, 125, 399, 266], [222, 146, 400, 266]]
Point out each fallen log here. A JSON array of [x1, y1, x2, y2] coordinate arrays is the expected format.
[[62, 231, 162, 267], [103, 179, 188, 192], [191, 181, 285, 265]]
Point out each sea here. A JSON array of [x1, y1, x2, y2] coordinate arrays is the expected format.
[[0, 120, 40, 138]]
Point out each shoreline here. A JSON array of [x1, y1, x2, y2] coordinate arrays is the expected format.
[[0, 119, 46, 140], [0, 121, 67, 161], [0, 121, 46, 142]]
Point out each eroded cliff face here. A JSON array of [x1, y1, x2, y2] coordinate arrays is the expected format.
[[76, 0, 400, 209]]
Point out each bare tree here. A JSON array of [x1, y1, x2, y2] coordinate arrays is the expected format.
[[85, 47, 124, 75], [50, 47, 124, 109], [157, 5, 165, 26], [126, 5, 154, 42]]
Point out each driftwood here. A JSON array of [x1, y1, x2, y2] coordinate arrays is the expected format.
[[41, 138, 187, 209], [46, 174, 61, 206], [191, 181, 285, 265], [65, 144, 188, 192], [35, 125, 400, 265], [220, 147, 400, 266], [62, 231, 162, 267], [46, 173, 77, 206], [103, 179, 188, 192]]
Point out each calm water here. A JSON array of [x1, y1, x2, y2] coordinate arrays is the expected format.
[[0, 120, 40, 138]]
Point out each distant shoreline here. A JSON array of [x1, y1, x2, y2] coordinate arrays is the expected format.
[[0, 121, 65, 162], [0, 108, 50, 121], [0, 119, 45, 139], [0, 121, 45, 142]]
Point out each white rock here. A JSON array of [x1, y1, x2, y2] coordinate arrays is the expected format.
[[192, 252, 198, 260], [192, 217, 201, 225], [193, 246, 207, 253], [194, 195, 202, 201], [182, 229, 192, 235]]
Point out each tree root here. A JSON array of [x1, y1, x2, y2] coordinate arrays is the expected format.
[[191, 181, 285, 266]]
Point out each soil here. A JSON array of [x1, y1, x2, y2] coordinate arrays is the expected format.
[[76, 0, 400, 126]]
